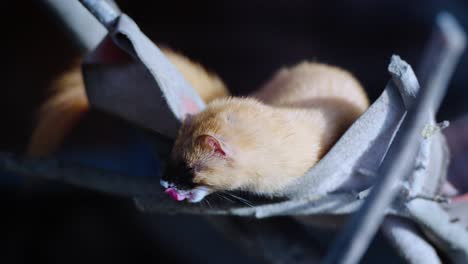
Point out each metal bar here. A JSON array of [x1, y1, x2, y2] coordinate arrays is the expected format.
[[417, 13, 467, 109], [79, 0, 121, 30], [40, 0, 109, 54], [324, 12, 466, 264]]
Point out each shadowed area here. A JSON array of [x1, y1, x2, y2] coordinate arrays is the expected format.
[[2, 1, 468, 263]]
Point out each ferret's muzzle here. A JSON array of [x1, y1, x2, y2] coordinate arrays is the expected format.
[[161, 161, 213, 203], [162, 160, 195, 189]]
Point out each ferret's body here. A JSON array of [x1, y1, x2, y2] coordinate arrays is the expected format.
[[163, 62, 368, 202], [28, 47, 368, 203], [253, 62, 369, 155]]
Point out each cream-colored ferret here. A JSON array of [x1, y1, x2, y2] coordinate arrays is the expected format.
[[162, 62, 369, 203], [27, 48, 368, 204]]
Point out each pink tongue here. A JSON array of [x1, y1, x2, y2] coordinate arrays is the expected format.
[[165, 188, 186, 201]]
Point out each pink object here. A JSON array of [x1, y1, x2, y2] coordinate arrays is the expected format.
[[181, 94, 201, 116], [453, 193, 468, 202], [165, 188, 185, 201]]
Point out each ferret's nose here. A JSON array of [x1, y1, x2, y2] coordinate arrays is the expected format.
[[163, 160, 195, 189]]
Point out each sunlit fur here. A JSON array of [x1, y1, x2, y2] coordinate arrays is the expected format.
[[27, 47, 229, 157], [172, 62, 369, 196]]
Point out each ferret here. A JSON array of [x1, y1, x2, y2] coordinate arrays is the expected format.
[[27, 47, 368, 204], [162, 62, 369, 203]]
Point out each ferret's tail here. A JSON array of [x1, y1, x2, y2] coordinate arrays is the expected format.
[[27, 48, 229, 157]]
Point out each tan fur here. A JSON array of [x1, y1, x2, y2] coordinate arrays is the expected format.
[[172, 62, 369, 196], [27, 63, 88, 157], [27, 48, 229, 157], [162, 48, 228, 103]]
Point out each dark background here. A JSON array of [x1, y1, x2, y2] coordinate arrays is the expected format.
[[1, 0, 468, 263]]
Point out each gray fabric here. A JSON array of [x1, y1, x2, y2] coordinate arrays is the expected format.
[[407, 199, 468, 263], [382, 216, 441, 264], [42, 0, 107, 53], [82, 15, 205, 138]]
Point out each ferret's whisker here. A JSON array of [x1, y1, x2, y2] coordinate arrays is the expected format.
[[200, 199, 206, 209], [204, 198, 213, 209], [215, 193, 235, 203], [222, 191, 254, 207]]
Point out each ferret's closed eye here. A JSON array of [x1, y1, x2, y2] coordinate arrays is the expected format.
[[183, 165, 193, 175]]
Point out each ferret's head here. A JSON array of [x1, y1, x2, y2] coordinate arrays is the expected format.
[[161, 97, 269, 202]]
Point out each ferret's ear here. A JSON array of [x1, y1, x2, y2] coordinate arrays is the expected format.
[[197, 135, 227, 157]]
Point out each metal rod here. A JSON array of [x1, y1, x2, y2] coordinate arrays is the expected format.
[[79, 0, 121, 30], [40, 0, 109, 53], [324, 12, 466, 264]]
